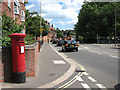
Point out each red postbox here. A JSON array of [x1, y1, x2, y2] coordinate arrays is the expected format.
[[9, 33, 26, 83]]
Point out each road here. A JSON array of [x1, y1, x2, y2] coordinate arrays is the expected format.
[[52, 44, 119, 89]]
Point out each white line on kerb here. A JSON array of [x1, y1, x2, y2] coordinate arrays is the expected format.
[[88, 76, 97, 82], [96, 84, 106, 89], [81, 83, 91, 90]]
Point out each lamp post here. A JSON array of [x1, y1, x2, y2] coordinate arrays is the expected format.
[[115, 1, 117, 46], [40, 0, 42, 38]]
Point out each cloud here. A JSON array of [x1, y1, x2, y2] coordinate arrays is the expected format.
[[57, 21, 65, 25], [25, 4, 35, 9], [26, 0, 84, 30], [45, 19, 52, 22]]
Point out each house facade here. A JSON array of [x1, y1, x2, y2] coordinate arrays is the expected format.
[[1, 0, 28, 34], [48, 23, 56, 40]]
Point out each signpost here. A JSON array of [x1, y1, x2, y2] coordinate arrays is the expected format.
[[40, 28, 44, 31]]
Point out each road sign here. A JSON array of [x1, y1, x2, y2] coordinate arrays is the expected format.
[[40, 28, 44, 31]]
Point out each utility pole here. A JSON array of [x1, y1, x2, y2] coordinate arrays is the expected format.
[[115, 1, 117, 46], [40, 0, 42, 38]]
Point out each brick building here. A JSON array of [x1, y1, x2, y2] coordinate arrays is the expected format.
[[1, 0, 28, 34], [48, 23, 56, 40]]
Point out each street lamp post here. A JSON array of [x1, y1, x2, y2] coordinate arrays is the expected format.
[[40, 0, 42, 39], [115, 1, 117, 46]]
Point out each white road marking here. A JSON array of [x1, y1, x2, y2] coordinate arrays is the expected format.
[[88, 76, 97, 82], [83, 72, 89, 76], [84, 47, 89, 49], [76, 76, 83, 81], [96, 84, 106, 89], [96, 52, 102, 54], [88, 50, 96, 53], [53, 60, 65, 64], [78, 48, 83, 50], [110, 55, 119, 59], [81, 83, 91, 90]]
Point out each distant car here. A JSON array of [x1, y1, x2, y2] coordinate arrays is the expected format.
[[62, 40, 78, 52], [52, 38, 58, 44], [57, 40, 64, 46]]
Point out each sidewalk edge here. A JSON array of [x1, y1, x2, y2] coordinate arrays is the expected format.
[[37, 44, 76, 88]]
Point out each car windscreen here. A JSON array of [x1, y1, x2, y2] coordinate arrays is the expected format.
[[67, 40, 76, 44]]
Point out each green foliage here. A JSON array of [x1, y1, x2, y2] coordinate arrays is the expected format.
[[25, 10, 49, 36], [56, 28, 64, 38], [2, 11, 24, 46], [74, 2, 120, 43], [25, 34, 36, 45]]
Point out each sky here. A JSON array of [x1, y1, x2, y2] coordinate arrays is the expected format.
[[25, 0, 84, 30]]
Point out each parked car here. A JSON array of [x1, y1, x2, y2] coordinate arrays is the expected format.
[[57, 40, 64, 46], [62, 40, 78, 52], [52, 38, 58, 44]]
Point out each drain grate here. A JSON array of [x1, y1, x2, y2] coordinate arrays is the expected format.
[[49, 73, 56, 76]]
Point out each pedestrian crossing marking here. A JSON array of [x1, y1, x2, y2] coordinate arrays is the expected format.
[[76, 76, 83, 81], [96, 84, 106, 89], [53, 60, 65, 64], [81, 83, 91, 89], [87, 76, 97, 82], [83, 72, 89, 75]]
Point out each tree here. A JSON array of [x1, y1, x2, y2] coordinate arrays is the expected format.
[[74, 2, 120, 43], [25, 10, 49, 36], [56, 28, 64, 38]]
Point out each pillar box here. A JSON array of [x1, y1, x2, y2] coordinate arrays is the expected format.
[[9, 33, 26, 83]]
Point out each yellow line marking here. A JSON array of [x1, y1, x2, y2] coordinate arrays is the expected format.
[[56, 72, 84, 90], [63, 73, 84, 89], [63, 79, 77, 89], [57, 72, 81, 89], [67, 58, 85, 71]]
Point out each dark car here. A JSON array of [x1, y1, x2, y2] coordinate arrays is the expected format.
[[57, 40, 64, 46], [52, 38, 58, 44], [62, 40, 78, 52]]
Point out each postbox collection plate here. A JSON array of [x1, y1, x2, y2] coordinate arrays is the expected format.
[[21, 46, 24, 53]]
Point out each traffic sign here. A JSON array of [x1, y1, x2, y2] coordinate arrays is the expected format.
[[40, 28, 44, 31]]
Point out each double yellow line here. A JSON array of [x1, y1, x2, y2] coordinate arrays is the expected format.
[[55, 54, 85, 89], [55, 72, 84, 90]]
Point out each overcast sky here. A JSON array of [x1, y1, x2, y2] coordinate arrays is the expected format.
[[25, 0, 84, 30]]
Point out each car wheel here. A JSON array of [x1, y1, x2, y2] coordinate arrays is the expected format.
[[62, 48, 64, 51], [76, 48, 78, 52]]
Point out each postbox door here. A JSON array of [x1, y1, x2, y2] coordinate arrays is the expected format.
[[17, 42, 26, 72]]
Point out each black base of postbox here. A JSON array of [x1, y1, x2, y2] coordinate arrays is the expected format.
[[13, 72, 26, 83]]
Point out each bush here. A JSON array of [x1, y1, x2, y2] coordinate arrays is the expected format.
[[25, 34, 36, 45], [2, 11, 24, 46]]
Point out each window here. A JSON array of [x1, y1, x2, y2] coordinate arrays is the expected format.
[[14, 0, 20, 15], [21, 0, 24, 4], [21, 10, 25, 22], [14, 3, 19, 14], [8, 0, 11, 9]]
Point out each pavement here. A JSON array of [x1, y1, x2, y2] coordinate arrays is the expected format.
[[92, 44, 120, 48], [1, 42, 76, 89]]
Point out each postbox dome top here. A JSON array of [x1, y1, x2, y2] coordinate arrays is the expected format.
[[9, 33, 26, 38]]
